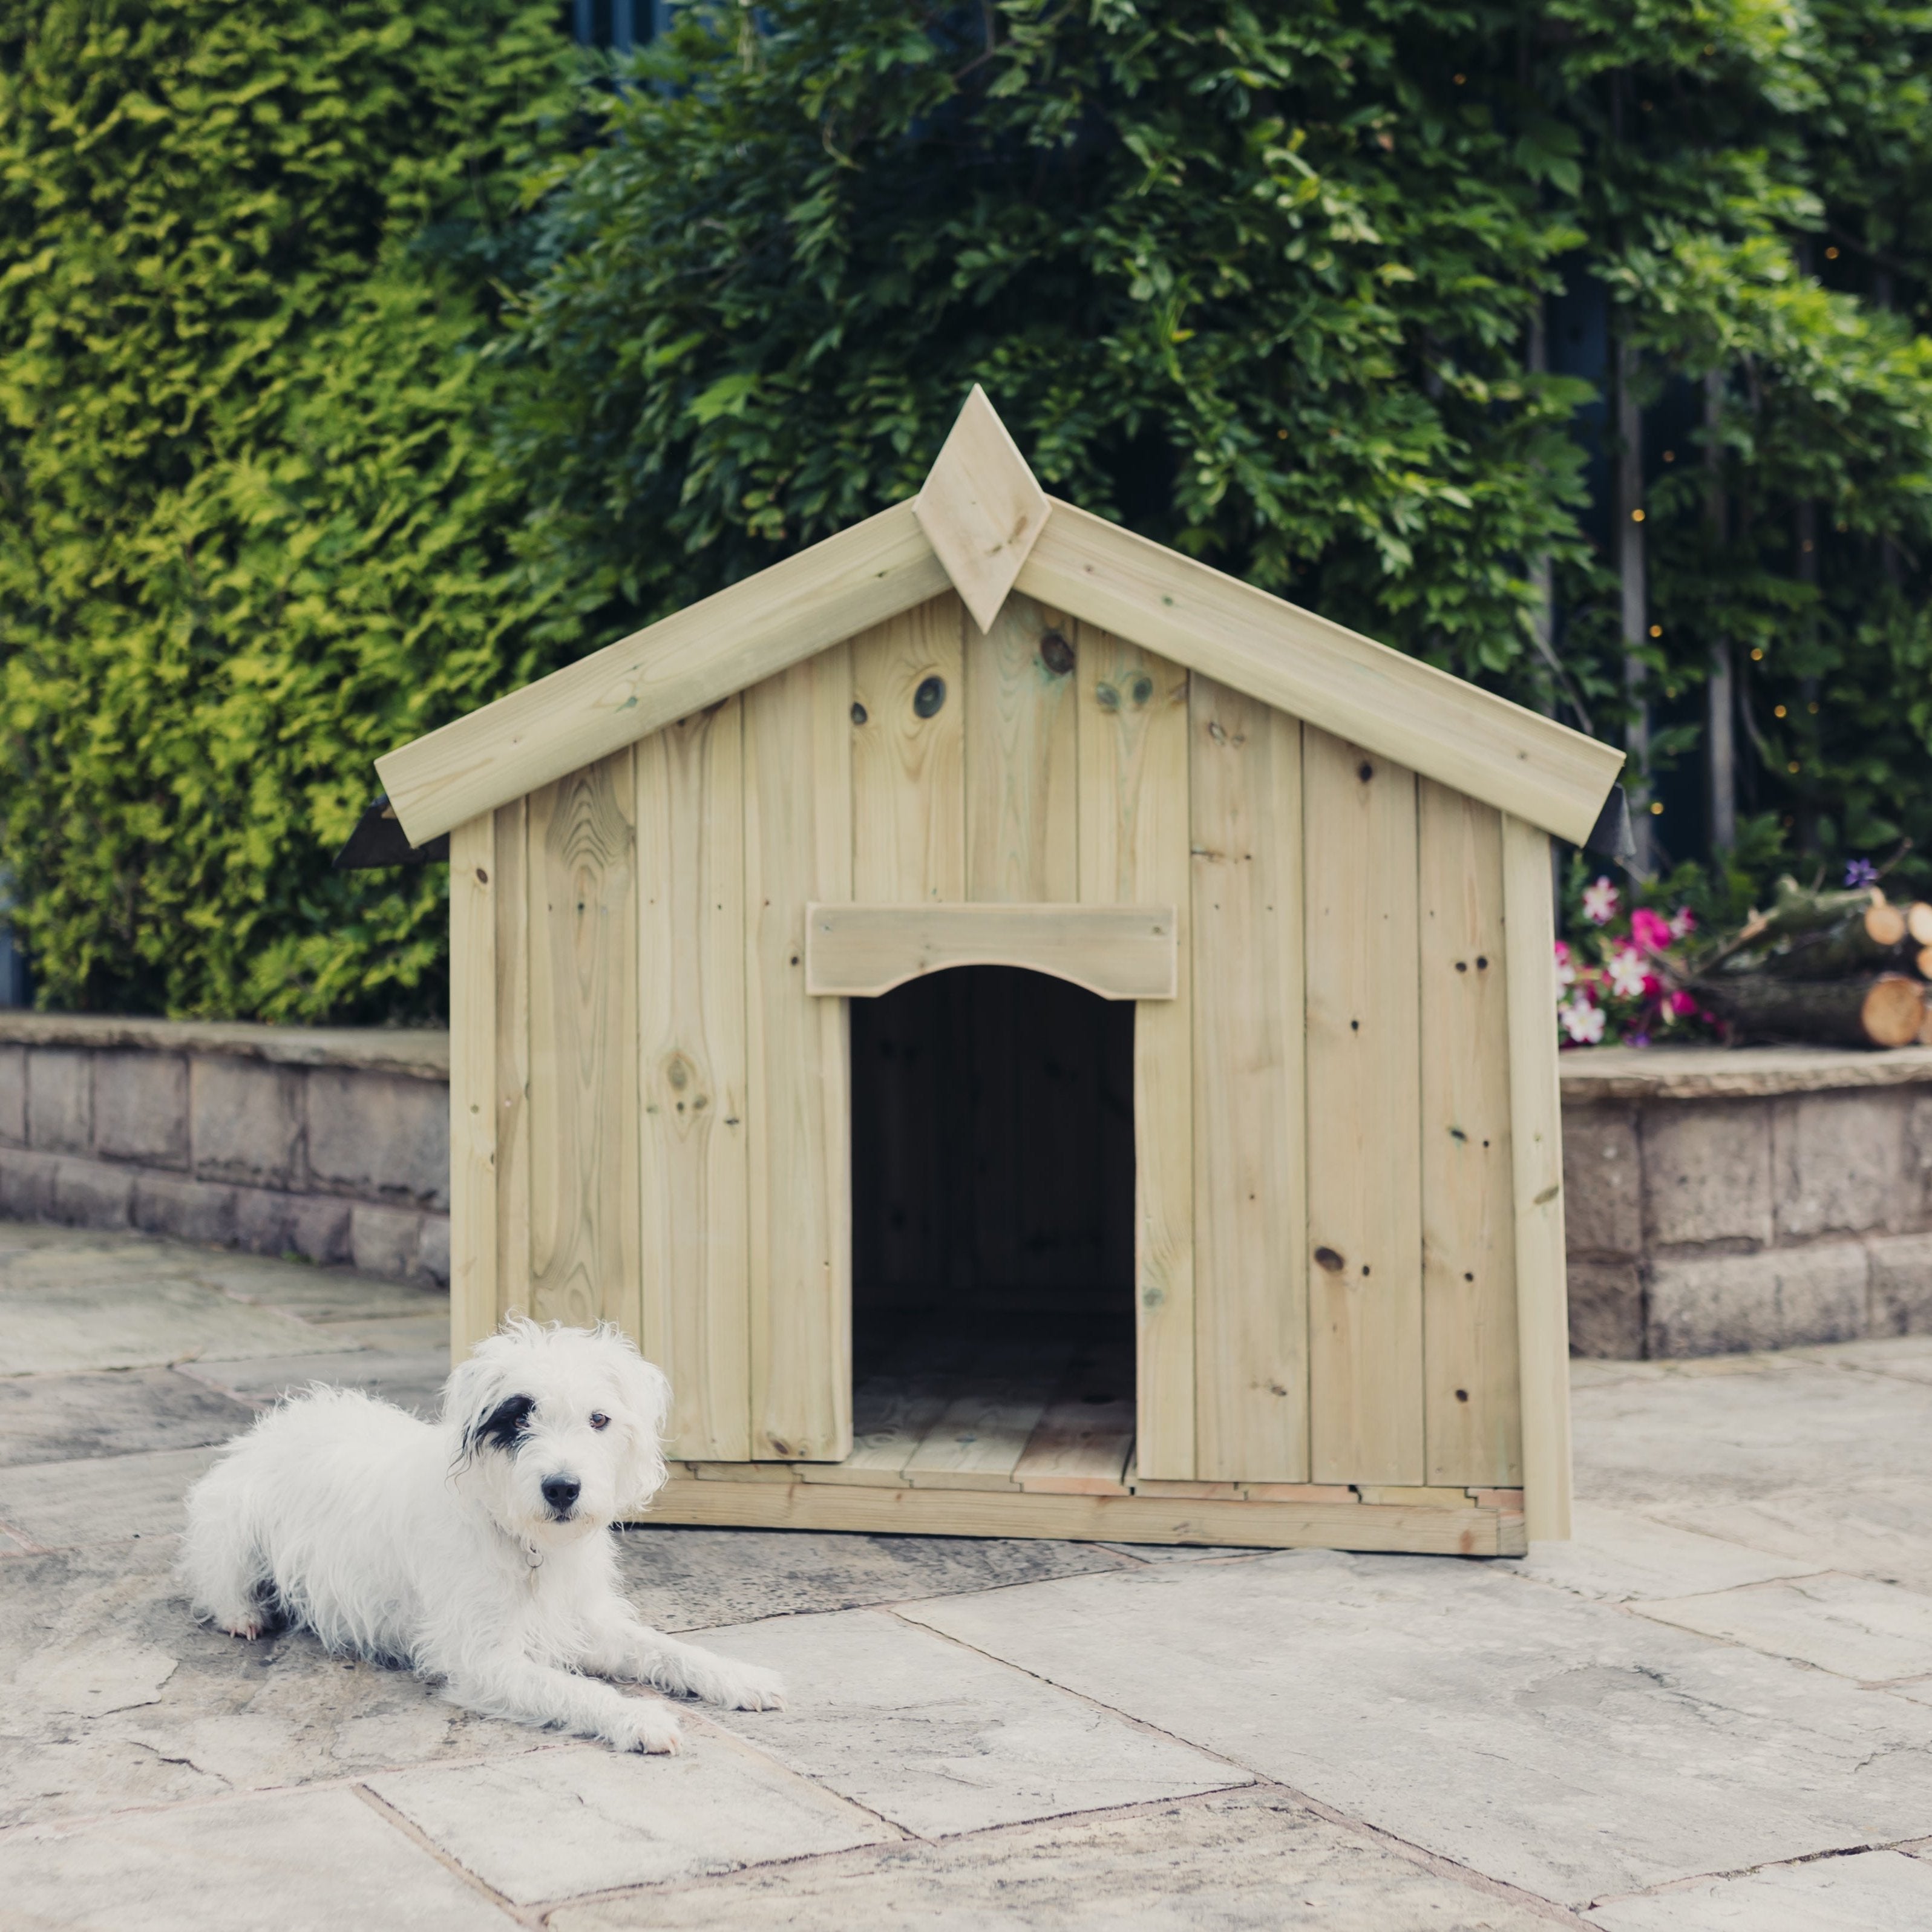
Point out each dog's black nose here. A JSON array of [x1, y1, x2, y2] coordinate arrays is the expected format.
[[540, 1475, 581, 1514]]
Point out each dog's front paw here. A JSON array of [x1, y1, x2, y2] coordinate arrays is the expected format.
[[712, 1662, 787, 1712], [220, 1614, 267, 1640], [609, 1701, 683, 1755]]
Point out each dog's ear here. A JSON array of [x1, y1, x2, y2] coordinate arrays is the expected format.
[[442, 1341, 509, 1459], [606, 1336, 672, 1510]]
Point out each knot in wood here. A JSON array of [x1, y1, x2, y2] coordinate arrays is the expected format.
[[1038, 630, 1075, 676], [913, 675, 947, 718]]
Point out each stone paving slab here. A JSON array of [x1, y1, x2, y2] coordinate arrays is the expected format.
[[0, 1536, 550, 1830], [1508, 1504, 1820, 1604], [611, 1524, 1135, 1632], [547, 1787, 1563, 1932], [0, 1369, 252, 1467], [901, 1549, 1932, 1905], [0, 1446, 218, 1547], [1793, 1333, 1932, 1386], [1631, 1571, 1932, 1683], [1654, 1478, 1932, 1596], [0, 1784, 509, 1932], [704, 1606, 1248, 1836], [1587, 1849, 1932, 1928], [175, 1347, 450, 1416], [0, 1278, 333, 1377], [1571, 1354, 1932, 1506], [367, 1731, 896, 1907]]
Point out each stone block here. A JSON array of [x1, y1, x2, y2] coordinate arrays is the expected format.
[[417, 1213, 451, 1288], [1773, 1089, 1908, 1240], [190, 1056, 303, 1188], [0, 1044, 24, 1145], [131, 1172, 238, 1246], [1907, 1094, 1932, 1226], [1646, 1242, 1868, 1358], [1568, 1259, 1645, 1359], [91, 1051, 189, 1167], [0, 1147, 57, 1219], [25, 1048, 91, 1153], [1868, 1230, 1932, 1335], [290, 1195, 355, 1267], [1562, 1104, 1643, 1257], [305, 1069, 448, 1208], [50, 1156, 133, 1230], [231, 1185, 295, 1259], [1642, 1099, 1773, 1251], [351, 1203, 424, 1281]]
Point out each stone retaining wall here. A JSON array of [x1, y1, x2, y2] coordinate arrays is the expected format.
[[1562, 1045, 1932, 1358], [0, 1016, 448, 1285], [6, 1019, 1932, 1347]]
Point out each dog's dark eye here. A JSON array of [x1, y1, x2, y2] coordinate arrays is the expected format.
[[589, 1412, 610, 1431]]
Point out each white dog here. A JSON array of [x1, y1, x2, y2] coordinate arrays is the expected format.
[[178, 1317, 783, 1753]]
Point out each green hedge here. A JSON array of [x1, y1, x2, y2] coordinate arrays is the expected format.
[[0, 0, 583, 1020]]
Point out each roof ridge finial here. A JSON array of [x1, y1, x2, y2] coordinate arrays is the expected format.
[[912, 385, 1052, 632]]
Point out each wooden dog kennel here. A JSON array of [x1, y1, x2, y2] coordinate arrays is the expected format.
[[379, 390, 1623, 1553]]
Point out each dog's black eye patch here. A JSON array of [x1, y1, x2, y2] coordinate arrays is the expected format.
[[476, 1394, 535, 1453]]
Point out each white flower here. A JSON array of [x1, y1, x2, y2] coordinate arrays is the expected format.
[[1668, 907, 1695, 940], [1560, 999, 1606, 1045], [1553, 942, 1576, 989], [1607, 948, 1648, 1000], [1582, 877, 1619, 925]]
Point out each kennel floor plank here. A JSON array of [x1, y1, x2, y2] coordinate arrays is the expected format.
[[801, 1351, 966, 1487], [902, 1373, 1062, 1490]]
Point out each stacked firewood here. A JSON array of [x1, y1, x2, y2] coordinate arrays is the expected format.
[[1690, 879, 1932, 1049]]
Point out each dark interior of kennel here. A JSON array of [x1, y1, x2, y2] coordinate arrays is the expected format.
[[849, 966, 1137, 1418]]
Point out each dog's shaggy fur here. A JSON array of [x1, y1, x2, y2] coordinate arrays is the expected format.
[[178, 1318, 783, 1753]]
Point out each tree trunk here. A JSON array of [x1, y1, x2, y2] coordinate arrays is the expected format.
[[1697, 972, 1926, 1048]]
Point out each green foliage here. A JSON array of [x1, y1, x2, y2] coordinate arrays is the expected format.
[[502, 0, 1597, 690], [0, 0, 581, 1018], [504, 0, 1932, 916], [11, 0, 1932, 1020]]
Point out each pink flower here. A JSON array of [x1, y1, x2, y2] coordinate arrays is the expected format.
[[1553, 940, 1576, 989], [1669, 906, 1696, 940], [1641, 972, 1662, 998], [1629, 908, 1672, 954], [1668, 989, 1697, 1017], [1582, 877, 1619, 925]]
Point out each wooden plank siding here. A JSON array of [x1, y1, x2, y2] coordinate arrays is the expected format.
[[1077, 624, 1195, 1481], [636, 700, 750, 1463], [744, 646, 855, 1461], [448, 813, 498, 1361], [1188, 678, 1308, 1482], [963, 593, 1079, 903], [464, 615, 1536, 1519], [1502, 813, 1574, 1541], [525, 751, 641, 1335], [851, 595, 967, 903], [1418, 782, 1522, 1486], [1302, 727, 1425, 1487], [492, 797, 532, 1328]]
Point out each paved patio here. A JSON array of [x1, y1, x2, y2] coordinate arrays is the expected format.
[[4, 1222, 1932, 1928]]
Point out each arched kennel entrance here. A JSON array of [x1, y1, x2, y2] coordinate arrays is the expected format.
[[848, 966, 1136, 1489]]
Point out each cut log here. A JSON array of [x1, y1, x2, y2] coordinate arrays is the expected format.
[[1697, 972, 1927, 1048], [1752, 877, 1886, 945], [1919, 945, 1932, 981], [1749, 903, 1911, 980], [1910, 903, 1932, 947]]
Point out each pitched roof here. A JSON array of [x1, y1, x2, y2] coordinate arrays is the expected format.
[[377, 388, 1622, 846]]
